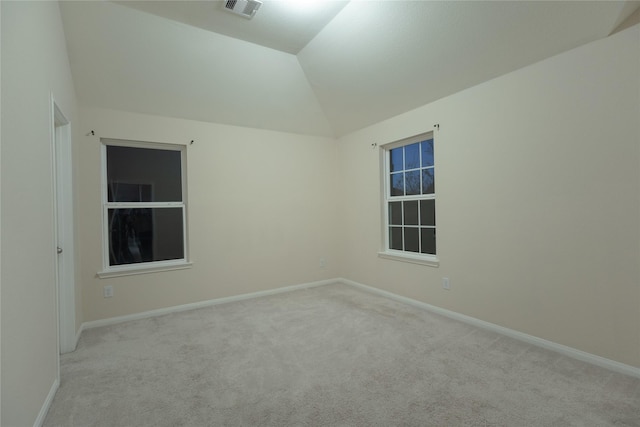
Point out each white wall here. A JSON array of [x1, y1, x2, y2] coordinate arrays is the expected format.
[[1, 3, 3, 423], [337, 24, 640, 368], [0, 1, 79, 425], [78, 24, 639, 369], [77, 107, 341, 322], [1, 1, 3, 422]]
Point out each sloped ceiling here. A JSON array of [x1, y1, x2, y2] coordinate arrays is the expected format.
[[59, 0, 640, 137], [112, 0, 350, 54]]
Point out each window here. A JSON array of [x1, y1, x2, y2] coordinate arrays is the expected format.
[[99, 139, 190, 277], [380, 133, 437, 266]]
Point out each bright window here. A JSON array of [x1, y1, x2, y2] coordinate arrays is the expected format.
[[380, 133, 437, 266], [100, 139, 189, 276]]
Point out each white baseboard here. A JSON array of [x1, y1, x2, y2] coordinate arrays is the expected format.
[[59, 324, 84, 355], [33, 378, 59, 427], [74, 324, 84, 349], [78, 276, 639, 379], [82, 279, 336, 330], [338, 278, 640, 379]]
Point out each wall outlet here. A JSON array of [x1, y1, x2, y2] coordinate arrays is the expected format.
[[319, 258, 326, 269], [442, 277, 450, 290], [103, 285, 114, 298]]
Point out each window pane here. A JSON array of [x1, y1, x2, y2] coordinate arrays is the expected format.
[[421, 139, 434, 167], [403, 200, 418, 225], [422, 168, 435, 194], [390, 148, 403, 172], [405, 170, 420, 195], [404, 228, 419, 252], [108, 183, 153, 202], [389, 201, 402, 225], [390, 227, 403, 250], [391, 173, 404, 196], [108, 207, 184, 266], [107, 146, 182, 202], [405, 143, 420, 169], [421, 228, 436, 255], [420, 199, 436, 226]]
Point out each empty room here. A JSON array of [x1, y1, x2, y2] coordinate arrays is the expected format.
[[1, 0, 640, 425]]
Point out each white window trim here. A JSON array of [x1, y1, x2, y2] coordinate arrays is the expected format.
[[97, 260, 193, 279], [98, 138, 191, 278], [378, 132, 439, 267], [378, 250, 439, 267]]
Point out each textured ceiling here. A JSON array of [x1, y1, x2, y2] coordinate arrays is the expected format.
[[59, 0, 640, 137]]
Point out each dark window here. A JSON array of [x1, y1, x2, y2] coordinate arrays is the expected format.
[[104, 142, 186, 268], [386, 136, 436, 255]]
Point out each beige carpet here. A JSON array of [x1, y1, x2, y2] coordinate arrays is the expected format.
[[44, 283, 640, 426]]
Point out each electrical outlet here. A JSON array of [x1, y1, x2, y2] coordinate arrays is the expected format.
[[319, 258, 326, 269], [442, 277, 450, 290], [103, 285, 113, 298]]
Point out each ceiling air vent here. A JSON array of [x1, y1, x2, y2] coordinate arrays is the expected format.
[[223, 0, 262, 19]]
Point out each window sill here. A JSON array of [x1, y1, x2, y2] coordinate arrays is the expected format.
[[97, 261, 193, 279], [378, 251, 439, 267]]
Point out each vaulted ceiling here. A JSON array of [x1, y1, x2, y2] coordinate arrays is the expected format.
[[59, 0, 640, 137]]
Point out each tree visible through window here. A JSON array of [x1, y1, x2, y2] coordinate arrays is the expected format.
[[102, 140, 187, 270], [385, 134, 436, 256]]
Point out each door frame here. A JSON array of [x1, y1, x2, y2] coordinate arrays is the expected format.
[[51, 96, 77, 354]]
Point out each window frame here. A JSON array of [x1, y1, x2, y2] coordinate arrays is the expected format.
[[98, 138, 191, 278], [378, 132, 439, 267]]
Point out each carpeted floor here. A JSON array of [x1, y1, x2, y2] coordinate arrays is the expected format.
[[44, 283, 640, 426]]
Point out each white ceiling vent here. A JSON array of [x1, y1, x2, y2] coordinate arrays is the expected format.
[[223, 0, 262, 19]]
